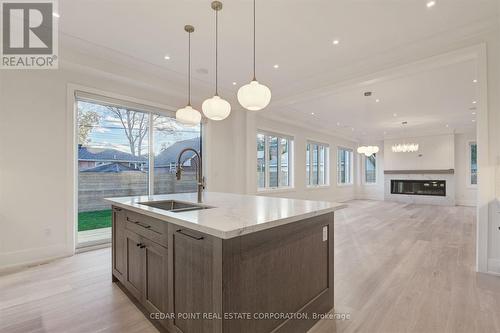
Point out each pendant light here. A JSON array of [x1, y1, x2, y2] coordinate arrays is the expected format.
[[202, 1, 231, 121], [357, 146, 379, 157], [237, 0, 271, 111], [176, 25, 202, 125]]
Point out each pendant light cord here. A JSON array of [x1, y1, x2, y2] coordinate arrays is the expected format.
[[188, 30, 191, 106], [215, 8, 219, 96], [253, 0, 256, 81]]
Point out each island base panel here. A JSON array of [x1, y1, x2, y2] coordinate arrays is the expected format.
[[113, 205, 334, 333]]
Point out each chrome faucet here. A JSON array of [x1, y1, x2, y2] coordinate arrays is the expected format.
[[176, 148, 205, 203]]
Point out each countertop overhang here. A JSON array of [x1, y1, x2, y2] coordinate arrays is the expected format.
[[105, 192, 346, 239]]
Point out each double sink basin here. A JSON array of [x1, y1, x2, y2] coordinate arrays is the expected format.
[[139, 200, 213, 213]]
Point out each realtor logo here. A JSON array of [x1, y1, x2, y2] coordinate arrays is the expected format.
[[1, 0, 58, 68]]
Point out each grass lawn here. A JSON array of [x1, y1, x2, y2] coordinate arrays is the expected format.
[[78, 209, 112, 231]]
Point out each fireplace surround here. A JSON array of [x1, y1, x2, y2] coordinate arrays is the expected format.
[[384, 170, 455, 206]]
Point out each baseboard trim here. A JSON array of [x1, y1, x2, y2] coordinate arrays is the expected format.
[[0, 243, 74, 273], [487, 259, 500, 275], [456, 200, 476, 207]]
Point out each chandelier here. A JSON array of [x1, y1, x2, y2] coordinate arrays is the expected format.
[[357, 146, 379, 157], [391, 143, 419, 153]]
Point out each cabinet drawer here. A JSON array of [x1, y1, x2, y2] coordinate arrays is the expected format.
[[125, 210, 168, 247]]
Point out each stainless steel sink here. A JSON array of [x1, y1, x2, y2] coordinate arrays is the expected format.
[[139, 200, 213, 213]]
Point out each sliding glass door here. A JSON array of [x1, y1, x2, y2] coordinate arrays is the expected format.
[[76, 94, 201, 247]]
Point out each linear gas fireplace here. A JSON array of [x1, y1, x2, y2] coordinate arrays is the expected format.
[[391, 180, 446, 197]]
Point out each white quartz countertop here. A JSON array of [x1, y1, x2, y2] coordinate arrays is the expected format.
[[105, 192, 346, 239]]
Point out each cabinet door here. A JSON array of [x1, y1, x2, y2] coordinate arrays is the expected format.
[[143, 238, 169, 329], [112, 206, 126, 281], [170, 228, 221, 333], [124, 229, 144, 301]]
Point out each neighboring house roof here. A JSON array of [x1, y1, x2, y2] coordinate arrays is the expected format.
[[155, 137, 200, 167], [78, 146, 147, 163], [80, 162, 141, 173]]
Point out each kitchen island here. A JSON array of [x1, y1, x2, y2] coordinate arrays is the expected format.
[[105, 192, 345, 333]]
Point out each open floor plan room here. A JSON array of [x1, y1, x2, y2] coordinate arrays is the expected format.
[[2, 202, 499, 333], [1, 0, 500, 332]]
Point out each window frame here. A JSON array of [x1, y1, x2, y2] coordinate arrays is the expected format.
[[257, 130, 294, 191], [363, 153, 377, 185], [306, 140, 330, 188], [337, 147, 354, 186], [467, 141, 478, 188]]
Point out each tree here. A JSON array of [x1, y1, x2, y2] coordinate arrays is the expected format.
[[77, 107, 100, 145], [105, 106, 150, 157]]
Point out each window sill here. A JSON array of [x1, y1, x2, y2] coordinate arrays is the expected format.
[[257, 187, 295, 194], [362, 182, 378, 186], [337, 183, 353, 187], [305, 185, 331, 190]]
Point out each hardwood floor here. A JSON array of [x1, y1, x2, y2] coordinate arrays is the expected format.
[[1, 200, 500, 333]]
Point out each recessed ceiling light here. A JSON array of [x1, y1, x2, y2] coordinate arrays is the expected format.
[[273, 64, 279, 69], [332, 39, 340, 45], [232, 82, 237, 85], [393, 113, 398, 117], [473, 79, 478, 83], [472, 119, 476, 123], [426, 1, 436, 8], [445, 124, 449, 128], [472, 111, 477, 115], [52, 12, 60, 18], [375, 99, 380, 103], [164, 55, 171, 60], [472, 101, 477, 104], [311, 112, 315, 115]]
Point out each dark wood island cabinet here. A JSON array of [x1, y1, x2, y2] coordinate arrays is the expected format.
[[107, 193, 344, 333]]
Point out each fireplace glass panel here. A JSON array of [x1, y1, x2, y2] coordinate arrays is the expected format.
[[391, 180, 446, 197]]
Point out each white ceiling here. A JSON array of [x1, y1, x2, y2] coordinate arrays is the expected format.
[[58, 0, 496, 140], [275, 58, 479, 141]]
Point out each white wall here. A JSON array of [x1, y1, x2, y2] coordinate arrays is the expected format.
[[0, 61, 244, 270], [384, 134, 455, 171], [455, 133, 477, 206], [245, 113, 358, 203]]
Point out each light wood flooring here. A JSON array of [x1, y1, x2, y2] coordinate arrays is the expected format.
[[1, 200, 500, 333]]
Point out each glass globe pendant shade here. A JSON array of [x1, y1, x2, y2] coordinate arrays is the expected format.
[[176, 105, 201, 126], [357, 145, 379, 157], [237, 80, 272, 111], [202, 95, 231, 121]]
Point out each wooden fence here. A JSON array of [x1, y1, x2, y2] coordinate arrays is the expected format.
[[78, 171, 197, 212]]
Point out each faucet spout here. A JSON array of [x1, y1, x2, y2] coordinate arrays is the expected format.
[[176, 148, 204, 203]]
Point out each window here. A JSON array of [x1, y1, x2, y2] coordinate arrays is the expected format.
[[76, 93, 201, 247], [337, 147, 353, 185], [468, 142, 477, 186], [306, 141, 329, 186], [364, 154, 377, 184], [257, 131, 293, 189]]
